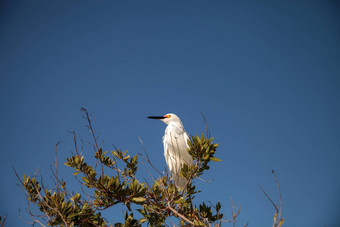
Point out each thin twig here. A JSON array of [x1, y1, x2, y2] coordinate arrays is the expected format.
[[197, 176, 212, 183], [70, 130, 80, 156], [138, 137, 163, 176], [0, 214, 7, 227], [55, 141, 61, 193], [259, 185, 278, 213], [272, 170, 282, 221], [230, 197, 241, 227], [33, 219, 47, 227], [80, 107, 104, 176], [140, 161, 157, 186], [200, 112, 210, 138]]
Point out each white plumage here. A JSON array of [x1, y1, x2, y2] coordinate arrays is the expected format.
[[148, 113, 193, 189]]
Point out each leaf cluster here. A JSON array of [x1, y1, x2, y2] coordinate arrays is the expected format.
[[21, 175, 105, 226], [181, 134, 221, 183], [65, 148, 147, 213]]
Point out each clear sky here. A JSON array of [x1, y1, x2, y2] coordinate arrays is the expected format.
[[0, 1, 339, 226]]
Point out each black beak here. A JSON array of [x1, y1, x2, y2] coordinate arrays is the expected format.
[[147, 116, 166, 119]]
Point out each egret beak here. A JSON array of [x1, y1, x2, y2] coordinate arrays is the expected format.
[[147, 116, 166, 119]]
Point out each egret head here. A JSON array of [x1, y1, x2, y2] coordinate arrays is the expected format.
[[148, 113, 183, 125]]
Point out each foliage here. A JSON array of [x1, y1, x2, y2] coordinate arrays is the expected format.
[[16, 109, 228, 227]]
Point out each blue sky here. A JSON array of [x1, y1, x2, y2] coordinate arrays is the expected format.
[[0, 0, 339, 226]]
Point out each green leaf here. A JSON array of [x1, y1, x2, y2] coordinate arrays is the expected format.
[[132, 155, 137, 164], [174, 197, 184, 204], [278, 218, 284, 226], [216, 201, 221, 210], [81, 177, 89, 184], [139, 218, 147, 223], [210, 157, 222, 162], [64, 162, 71, 167], [131, 197, 146, 203]]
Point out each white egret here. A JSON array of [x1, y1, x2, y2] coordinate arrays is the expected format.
[[148, 113, 193, 189]]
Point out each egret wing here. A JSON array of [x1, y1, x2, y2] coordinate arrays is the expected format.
[[163, 134, 173, 174], [184, 131, 190, 149], [182, 131, 193, 165]]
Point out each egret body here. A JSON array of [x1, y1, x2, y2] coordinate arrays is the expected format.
[[148, 113, 193, 189]]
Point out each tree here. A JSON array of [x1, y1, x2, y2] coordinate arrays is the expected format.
[[15, 108, 283, 226]]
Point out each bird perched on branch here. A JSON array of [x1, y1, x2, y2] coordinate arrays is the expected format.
[[148, 113, 193, 190]]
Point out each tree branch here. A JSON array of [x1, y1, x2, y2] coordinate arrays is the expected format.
[[167, 202, 195, 226]]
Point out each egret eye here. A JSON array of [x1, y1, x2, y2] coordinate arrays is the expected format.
[[167, 115, 171, 118]]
